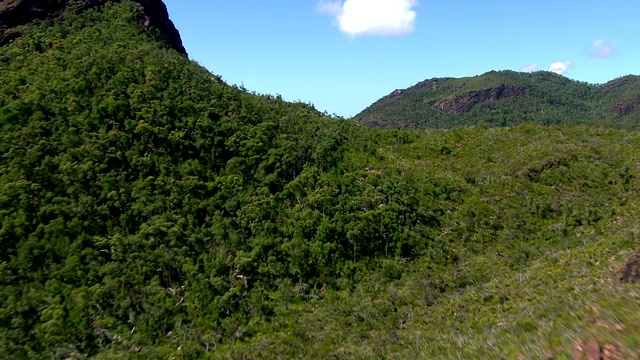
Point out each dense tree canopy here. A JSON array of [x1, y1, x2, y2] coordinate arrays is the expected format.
[[0, 2, 438, 357], [1, 1, 640, 358]]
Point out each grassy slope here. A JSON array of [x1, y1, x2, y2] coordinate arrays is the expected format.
[[1, 2, 640, 359]]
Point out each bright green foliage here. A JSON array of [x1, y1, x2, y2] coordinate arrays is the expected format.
[[1, 2, 640, 359], [355, 70, 640, 129]]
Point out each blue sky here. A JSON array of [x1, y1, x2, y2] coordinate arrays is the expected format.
[[163, 0, 639, 117]]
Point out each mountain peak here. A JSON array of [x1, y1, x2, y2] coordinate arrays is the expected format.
[[356, 71, 640, 129], [0, 0, 187, 55]]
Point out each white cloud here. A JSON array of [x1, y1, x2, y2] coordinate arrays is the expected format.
[[316, 0, 418, 37], [548, 61, 572, 75], [520, 63, 538, 73], [587, 38, 617, 58]]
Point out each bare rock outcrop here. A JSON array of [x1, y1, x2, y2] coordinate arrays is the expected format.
[[432, 84, 525, 115]]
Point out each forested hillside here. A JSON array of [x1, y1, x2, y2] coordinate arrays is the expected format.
[[355, 70, 640, 130], [1, 1, 640, 358]]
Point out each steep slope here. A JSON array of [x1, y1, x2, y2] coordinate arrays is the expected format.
[[601, 75, 640, 119], [355, 70, 640, 129], [0, 0, 187, 55], [2, 1, 640, 359], [0, 2, 433, 357]]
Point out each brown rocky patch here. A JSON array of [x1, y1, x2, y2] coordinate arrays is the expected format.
[[603, 76, 633, 89], [602, 344, 621, 360], [572, 340, 621, 360], [611, 100, 638, 117], [573, 340, 601, 360], [516, 158, 567, 181], [431, 84, 525, 115], [618, 253, 640, 283]]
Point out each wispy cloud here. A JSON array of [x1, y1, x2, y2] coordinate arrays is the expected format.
[[316, 0, 342, 15], [316, 0, 418, 38], [586, 38, 617, 58], [548, 61, 572, 75], [520, 63, 538, 73]]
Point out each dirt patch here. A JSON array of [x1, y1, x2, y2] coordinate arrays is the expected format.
[[573, 340, 621, 360], [516, 158, 569, 181], [618, 253, 640, 283], [573, 340, 601, 360], [602, 344, 621, 360]]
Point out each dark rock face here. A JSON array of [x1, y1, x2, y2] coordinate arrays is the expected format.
[[612, 101, 636, 117], [619, 253, 640, 283], [603, 76, 634, 89], [387, 89, 404, 100], [432, 84, 524, 115], [0, 0, 187, 56]]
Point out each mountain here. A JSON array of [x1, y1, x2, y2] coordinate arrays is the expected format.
[[355, 70, 640, 129], [601, 75, 640, 117], [0, 0, 187, 55], [2, 1, 640, 358]]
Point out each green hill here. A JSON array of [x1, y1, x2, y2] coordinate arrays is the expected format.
[[1, 1, 640, 358], [355, 70, 640, 130]]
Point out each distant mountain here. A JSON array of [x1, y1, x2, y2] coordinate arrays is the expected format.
[[601, 75, 640, 118], [355, 70, 640, 129]]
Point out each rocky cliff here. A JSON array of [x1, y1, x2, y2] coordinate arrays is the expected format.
[[0, 0, 186, 55], [431, 84, 525, 115]]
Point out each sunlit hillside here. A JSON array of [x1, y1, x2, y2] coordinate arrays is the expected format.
[[1, 1, 639, 358], [356, 70, 640, 130]]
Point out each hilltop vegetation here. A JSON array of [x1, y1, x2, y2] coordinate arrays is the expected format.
[[1, 1, 640, 358], [0, 0, 187, 54], [0, 2, 439, 357], [355, 70, 640, 130]]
